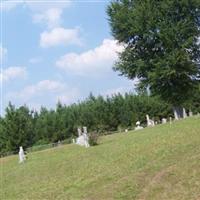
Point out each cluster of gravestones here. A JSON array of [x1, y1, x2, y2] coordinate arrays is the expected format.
[[18, 110, 199, 163], [73, 126, 90, 148], [133, 109, 198, 132]]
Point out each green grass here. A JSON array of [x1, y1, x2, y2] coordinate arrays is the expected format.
[[1, 117, 200, 200]]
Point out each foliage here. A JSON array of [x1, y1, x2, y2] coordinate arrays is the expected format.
[[88, 131, 99, 146], [0, 93, 174, 155], [107, 0, 200, 106]]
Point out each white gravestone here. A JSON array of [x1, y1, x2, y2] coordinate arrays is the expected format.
[[19, 146, 26, 163], [83, 126, 87, 134], [78, 128, 82, 137], [146, 115, 155, 127], [183, 108, 187, 118], [135, 121, 144, 130], [125, 129, 128, 133], [162, 118, 167, 124], [76, 127, 90, 148]]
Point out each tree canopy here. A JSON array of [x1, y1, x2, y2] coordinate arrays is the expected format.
[[107, 0, 200, 106]]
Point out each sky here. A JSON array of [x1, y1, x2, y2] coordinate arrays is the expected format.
[[0, 0, 136, 115]]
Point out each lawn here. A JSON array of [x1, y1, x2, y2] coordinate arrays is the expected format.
[[1, 117, 200, 200]]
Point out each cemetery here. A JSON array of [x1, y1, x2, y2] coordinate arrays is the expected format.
[[1, 116, 200, 200], [1, 0, 200, 199]]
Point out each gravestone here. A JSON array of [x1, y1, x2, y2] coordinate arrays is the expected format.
[[58, 140, 61, 146], [125, 129, 128, 133], [173, 107, 186, 120], [135, 121, 143, 130], [183, 108, 187, 118], [78, 128, 82, 137], [146, 115, 155, 127], [83, 126, 87, 134], [162, 118, 167, 124], [76, 127, 90, 148], [19, 146, 26, 163]]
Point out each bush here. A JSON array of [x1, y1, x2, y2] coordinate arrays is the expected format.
[[88, 132, 99, 146]]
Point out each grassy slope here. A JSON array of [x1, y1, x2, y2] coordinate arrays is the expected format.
[[1, 117, 200, 200]]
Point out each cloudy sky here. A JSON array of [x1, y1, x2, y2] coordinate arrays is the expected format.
[[1, 0, 136, 115]]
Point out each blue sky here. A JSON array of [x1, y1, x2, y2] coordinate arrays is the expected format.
[[1, 0, 136, 115]]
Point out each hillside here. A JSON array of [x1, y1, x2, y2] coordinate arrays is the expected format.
[[1, 117, 200, 200]]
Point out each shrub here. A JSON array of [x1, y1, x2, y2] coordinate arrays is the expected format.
[[88, 132, 99, 146]]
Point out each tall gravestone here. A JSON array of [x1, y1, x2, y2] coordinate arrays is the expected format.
[[19, 146, 26, 163], [173, 107, 187, 120], [183, 108, 187, 118], [146, 115, 155, 127], [76, 127, 90, 148]]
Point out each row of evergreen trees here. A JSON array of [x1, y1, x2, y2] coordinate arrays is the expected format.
[[0, 92, 199, 155]]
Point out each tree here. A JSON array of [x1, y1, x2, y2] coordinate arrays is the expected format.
[[1, 103, 34, 153], [107, 0, 200, 118]]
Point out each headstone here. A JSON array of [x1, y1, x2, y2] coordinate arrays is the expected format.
[[83, 131, 90, 148], [125, 129, 128, 133], [173, 107, 185, 120], [19, 146, 26, 163], [183, 108, 187, 118], [77, 128, 82, 137], [135, 121, 143, 130], [72, 138, 75, 144], [162, 118, 167, 124], [146, 115, 155, 127], [83, 126, 87, 134], [76, 126, 90, 148], [58, 140, 61, 146]]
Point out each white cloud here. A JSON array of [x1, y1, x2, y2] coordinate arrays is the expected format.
[[56, 39, 124, 76], [16, 80, 66, 99], [0, 45, 7, 62], [1, 1, 72, 31], [33, 8, 63, 29], [40, 27, 82, 48], [7, 80, 80, 105], [1, 66, 27, 82], [28, 1, 71, 29]]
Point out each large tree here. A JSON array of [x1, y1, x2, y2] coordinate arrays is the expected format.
[[107, 0, 200, 118]]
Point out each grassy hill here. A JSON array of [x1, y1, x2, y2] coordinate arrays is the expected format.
[[1, 117, 200, 200]]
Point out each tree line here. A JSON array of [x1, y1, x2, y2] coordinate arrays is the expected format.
[[1, 91, 199, 155]]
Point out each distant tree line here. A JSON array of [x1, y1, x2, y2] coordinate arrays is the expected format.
[[0, 91, 199, 155]]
